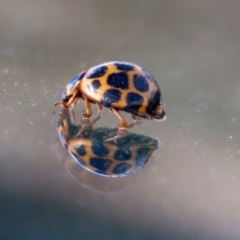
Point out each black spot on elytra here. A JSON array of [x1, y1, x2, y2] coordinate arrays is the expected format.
[[87, 79, 101, 93], [114, 62, 135, 72], [74, 144, 86, 156], [113, 163, 132, 175], [91, 141, 109, 157], [135, 147, 150, 167], [146, 90, 161, 116], [125, 92, 144, 112], [69, 71, 86, 91], [142, 69, 157, 84], [114, 148, 132, 161], [107, 72, 129, 89], [91, 79, 101, 89], [90, 157, 112, 172], [101, 89, 121, 107], [78, 71, 86, 80], [133, 74, 149, 92], [86, 65, 108, 79]]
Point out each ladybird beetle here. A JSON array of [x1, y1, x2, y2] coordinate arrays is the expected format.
[[57, 109, 159, 177], [55, 61, 166, 130]]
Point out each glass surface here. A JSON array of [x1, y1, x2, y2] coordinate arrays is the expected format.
[[1, 1, 240, 239]]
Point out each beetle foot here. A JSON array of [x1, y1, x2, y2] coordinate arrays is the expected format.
[[81, 116, 91, 125], [76, 113, 102, 137]]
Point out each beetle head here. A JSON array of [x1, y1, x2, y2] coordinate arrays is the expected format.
[[57, 71, 86, 107]]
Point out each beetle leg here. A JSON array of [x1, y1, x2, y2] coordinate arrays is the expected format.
[[72, 98, 79, 107], [104, 110, 143, 142], [83, 102, 103, 126], [81, 97, 93, 121], [103, 108, 130, 142], [111, 108, 130, 129], [54, 93, 79, 108], [70, 110, 76, 124], [75, 98, 98, 137], [97, 103, 103, 112], [66, 94, 79, 108], [90, 103, 103, 125]]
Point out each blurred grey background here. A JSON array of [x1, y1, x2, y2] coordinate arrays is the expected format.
[[1, 0, 240, 239]]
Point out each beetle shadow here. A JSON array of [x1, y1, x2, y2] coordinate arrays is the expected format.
[[55, 108, 160, 193]]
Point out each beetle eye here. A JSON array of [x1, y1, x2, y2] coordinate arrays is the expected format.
[[62, 95, 72, 103]]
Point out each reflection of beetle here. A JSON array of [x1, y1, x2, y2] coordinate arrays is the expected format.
[[57, 109, 159, 177], [55, 61, 166, 131]]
